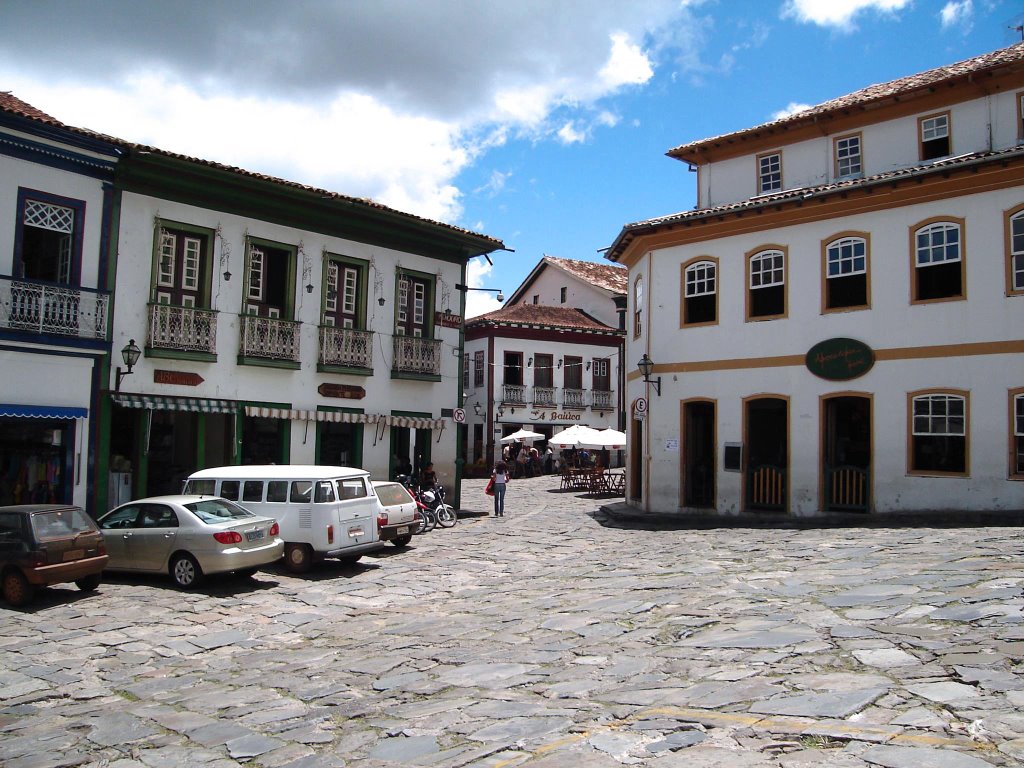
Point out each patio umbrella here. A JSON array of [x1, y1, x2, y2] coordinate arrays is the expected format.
[[580, 428, 627, 450], [548, 425, 604, 448], [499, 428, 545, 444]]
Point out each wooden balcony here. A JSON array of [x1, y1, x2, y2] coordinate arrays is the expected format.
[[240, 314, 301, 362], [148, 303, 217, 354], [392, 335, 441, 376], [319, 326, 373, 369], [0, 276, 108, 340]]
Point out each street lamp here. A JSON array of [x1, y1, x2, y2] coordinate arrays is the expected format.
[[455, 283, 504, 302], [473, 401, 483, 417], [637, 353, 661, 396], [116, 339, 142, 392], [496, 404, 505, 419]]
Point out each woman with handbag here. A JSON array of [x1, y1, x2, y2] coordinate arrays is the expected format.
[[489, 460, 510, 517]]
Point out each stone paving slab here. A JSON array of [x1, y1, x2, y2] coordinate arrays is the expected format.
[[1, 474, 1021, 767]]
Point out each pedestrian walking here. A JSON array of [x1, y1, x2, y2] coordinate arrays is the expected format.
[[491, 460, 510, 516]]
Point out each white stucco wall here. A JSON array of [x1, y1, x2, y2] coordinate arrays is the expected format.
[[516, 265, 623, 328]]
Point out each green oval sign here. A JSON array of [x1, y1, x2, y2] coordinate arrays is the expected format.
[[806, 338, 875, 381]]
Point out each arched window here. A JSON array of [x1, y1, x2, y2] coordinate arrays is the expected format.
[[913, 220, 963, 302], [683, 259, 717, 325], [824, 236, 868, 310], [747, 248, 786, 319], [1009, 210, 1024, 294]]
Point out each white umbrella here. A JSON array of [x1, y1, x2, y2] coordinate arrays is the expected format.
[[581, 428, 627, 450], [548, 425, 603, 448], [500, 428, 545, 444]]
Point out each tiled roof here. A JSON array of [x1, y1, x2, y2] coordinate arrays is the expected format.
[[544, 256, 627, 294], [668, 42, 1024, 159], [607, 145, 1024, 261], [467, 303, 619, 332], [0, 92, 504, 249]]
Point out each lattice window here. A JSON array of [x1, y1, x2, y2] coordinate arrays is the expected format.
[[758, 153, 781, 193], [413, 282, 425, 325], [835, 135, 861, 177], [913, 394, 965, 436], [24, 200, 74, 233], [158, 231, 176, 287], [685, 261, 716, 297], [326, 263, 339, 313], [342, 267, 357, 314], [248, 246, 264, 301], [916, 223, 960, 266], [750, 250, 785, 288], [827, 238, 867, 277], [1011, 212, 1024, 292], [398, 277, 408, 324], [183, 237, 201, 290]]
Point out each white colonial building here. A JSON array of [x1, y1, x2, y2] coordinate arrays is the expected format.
[[463, 257, 626, 472], [607, 44, 1024, 517]]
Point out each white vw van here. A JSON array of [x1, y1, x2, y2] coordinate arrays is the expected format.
[[183, 465, 386, 573]]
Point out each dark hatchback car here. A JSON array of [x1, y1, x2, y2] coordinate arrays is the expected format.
[[0, 505, 109, 607]]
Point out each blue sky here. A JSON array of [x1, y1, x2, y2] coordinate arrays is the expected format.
[[2, 0, 1022, 316]]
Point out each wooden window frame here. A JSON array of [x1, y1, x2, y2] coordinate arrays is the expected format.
[[909, 216, 966, 304], [756, 150, 783, 194], [745, 245, 788, 322], [820, 232, 871, 313], [152, 219, 214, 308], [680, 256, 719, 327], [833, 133, 863, 179], [1010, 388, 1024, 480], [473, 350, 485, 388], [1004, 204, 1024, 297], [918, 111, 951, 161], [633, 277, 643, 339], [907, 389, 969, 478], [1017, 91, 1024, 143], [243, 236, 297, 319]]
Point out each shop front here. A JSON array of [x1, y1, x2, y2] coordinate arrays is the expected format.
[[0, 404, 86, 506]]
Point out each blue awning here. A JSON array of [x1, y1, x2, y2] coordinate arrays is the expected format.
[[0, 404, 88, 419]]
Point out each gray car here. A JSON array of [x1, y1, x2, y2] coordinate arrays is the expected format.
[[97, 495, 284, 588]]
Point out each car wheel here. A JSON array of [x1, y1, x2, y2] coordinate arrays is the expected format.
[[2, 570, 33, 607], [392, 534, 413, 547], [284, 543, 314, 573], [75, 573, 102, 592], [170, 554, 204, 589]]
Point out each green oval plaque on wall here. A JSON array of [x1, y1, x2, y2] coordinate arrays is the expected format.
[[806, 338, 875, 381]]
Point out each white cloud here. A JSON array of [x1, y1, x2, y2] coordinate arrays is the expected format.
[[600, 32, 655, 87], [781, 0, 912, 31], [772, 102, 813, 120], [475, 170, 513, 198], [940, 0, 974, 31], [557, 122, 588, 144]]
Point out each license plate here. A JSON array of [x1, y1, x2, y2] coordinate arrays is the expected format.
[[396, 526, 409, 535], [245, 529, 265, 542], [63, 549, 84, 561]]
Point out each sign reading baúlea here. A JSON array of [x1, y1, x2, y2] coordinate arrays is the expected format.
[[806, 338, 875, 381]]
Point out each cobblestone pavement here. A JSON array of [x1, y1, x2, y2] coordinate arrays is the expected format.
[[2, 475, 1023, 768]]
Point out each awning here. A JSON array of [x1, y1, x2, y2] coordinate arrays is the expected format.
[[111, 394, 238, 414], [384, 415, 446, 430], [244, 406, 379, 424], [0, 403, 88, 419]]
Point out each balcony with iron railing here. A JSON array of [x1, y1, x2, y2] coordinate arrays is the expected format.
[[563, 388, 587, 410], [148, 303, 217, 355], [532, 386, 557, 407], [320, 326, 373, 370], [239, 314, 301, 365], [501, 383, 527, 406], [392, 335, 442, 377], [0, 276, 109, 340], [591, 389, 613, 410]]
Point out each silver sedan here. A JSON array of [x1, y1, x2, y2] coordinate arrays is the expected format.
[[97, 495, 284, 588]]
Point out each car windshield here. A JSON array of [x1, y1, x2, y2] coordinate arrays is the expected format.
[[31, 508, 96, 538], [375, 483, 414, 507], [184, 498, 256, 524]]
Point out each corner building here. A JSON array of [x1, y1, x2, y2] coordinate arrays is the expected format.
[[608, 44, 1024, 516]]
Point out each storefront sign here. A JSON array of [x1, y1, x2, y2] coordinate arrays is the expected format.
[[318, 383, 366, 399], [528, 409, 582, 422], [154, 370, 203, 386], [435, 310, 462, 328], [806, 338, 875, 381]]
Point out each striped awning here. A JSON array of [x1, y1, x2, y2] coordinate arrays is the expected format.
[[112, 394, 238, 414], [384, 415, 446, 430], [244, 406, 379, 424], [0, 403, 88, 419]]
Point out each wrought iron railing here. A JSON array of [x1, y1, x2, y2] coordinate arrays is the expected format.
[[392, 336, 441, 375], [148, 303, 217, 354], [320, 326, 373, 368], [240, 314, 301, 362], [0, 276, 108, 339], [502, 384, 527, 405], [563, 388, 587, 409], [591, 390, 613, 410], [532, 386, 557, 407]]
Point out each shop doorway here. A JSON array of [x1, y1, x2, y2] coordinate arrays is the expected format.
[[629, 417, 643, 500], [822, 395, 871, 512], [744, 396, 788, 512], [0, 419, 73, 505], [682, 400, 715, 508], [317, 421, 363, 468], [389, 426, 431, 481]]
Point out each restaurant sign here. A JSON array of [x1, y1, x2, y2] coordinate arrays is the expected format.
[[528, 409, 582, 422], [806, 338, 875, 381]]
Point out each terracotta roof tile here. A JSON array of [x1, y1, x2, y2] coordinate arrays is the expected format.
[[544, 256, 627, 293], [669, 42, 1024, 159], [467, 303, 620, 332], [0, 91, 61, 123]]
